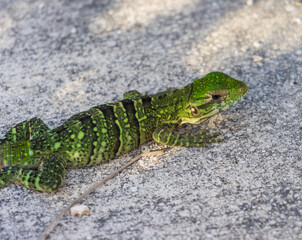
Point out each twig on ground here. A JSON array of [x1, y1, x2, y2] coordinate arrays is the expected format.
[[38, 149, 166, 240]]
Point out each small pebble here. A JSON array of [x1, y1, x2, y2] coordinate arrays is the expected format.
[[71, 28, 77, 34], [295, 50, 302, 55], [295, 1, 302, 6], [272, 44, 278, 50], [253, 55, 263, 62], [246, 0, 255, 6], [253, 41, 263, 48], [70, 205, 90, 216], [293, 18, 302, 24]]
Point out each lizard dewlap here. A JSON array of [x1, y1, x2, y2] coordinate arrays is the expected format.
[[0, 72, 248, 192]]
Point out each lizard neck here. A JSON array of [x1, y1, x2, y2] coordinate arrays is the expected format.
[[149, 83, 192, 124]]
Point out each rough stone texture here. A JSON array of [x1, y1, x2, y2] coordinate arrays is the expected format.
[[0, 0, 301, 239]]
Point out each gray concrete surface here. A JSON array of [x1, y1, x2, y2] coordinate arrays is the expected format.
[[0, 0, 301, 239]]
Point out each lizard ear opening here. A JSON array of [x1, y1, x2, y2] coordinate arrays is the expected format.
[[190, 105, 199, 116]]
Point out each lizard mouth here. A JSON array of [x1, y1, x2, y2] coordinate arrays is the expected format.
[[195, 108, 220, 124]]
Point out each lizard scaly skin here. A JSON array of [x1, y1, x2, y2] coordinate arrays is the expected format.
[[0, 72, 248, 192]]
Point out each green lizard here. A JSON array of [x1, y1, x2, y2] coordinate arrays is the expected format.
[[0, 72, 248, 192]]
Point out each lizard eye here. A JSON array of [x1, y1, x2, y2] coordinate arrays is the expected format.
[[212, 94, 221, 100], [190, 105, 199, 116]]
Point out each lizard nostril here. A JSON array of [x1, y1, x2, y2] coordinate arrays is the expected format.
[[239, 88, 246, 93]]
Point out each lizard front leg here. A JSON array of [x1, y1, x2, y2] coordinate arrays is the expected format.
[[153, 123, 223, 147], [0, 153, 67, 192]]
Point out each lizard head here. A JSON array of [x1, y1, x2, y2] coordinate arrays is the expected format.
[[180, 72, 248, 124]]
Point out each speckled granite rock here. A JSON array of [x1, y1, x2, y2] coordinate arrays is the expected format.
[[0, 0, 301, 239]]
